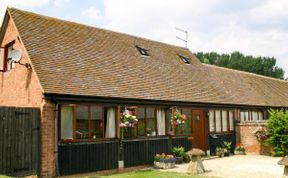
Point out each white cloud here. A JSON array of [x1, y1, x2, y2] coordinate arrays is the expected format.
[[250, 0, 288, 20], [54, 0, 70, 8], [103, 0, 288, 78], [81, 7, 101, 20], [0, 0, 50, 24]]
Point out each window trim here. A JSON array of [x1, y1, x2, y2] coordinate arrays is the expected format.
[[58, 104, 118, 143], [240, 110, 265, 122], [2, 40, 15, 72]]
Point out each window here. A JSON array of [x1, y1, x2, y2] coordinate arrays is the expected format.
[[229, 111, 234, 131], [91, 106, 103, 138], [222, 111, 228, 132], [182, 109, 192, 134], [60, 106, 74, 139], [179, 55, 190, 64], [209, 111, 215, 132], [0, 41, 15, 72], [240, 110, 265, 122], [215, 110, 221, 132], [135, 107, 157, 137], [59, 104, 116, 141], [209, 109, 235, 133], [76, 106, 89, 139], [174, 108, 192, 135], [136, 45, 149, 56]]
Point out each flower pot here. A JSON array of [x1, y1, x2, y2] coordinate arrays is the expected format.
[[175, 156, 183, 164]]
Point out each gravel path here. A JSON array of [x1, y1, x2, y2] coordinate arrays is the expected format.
[[161, 155, 284, 178]]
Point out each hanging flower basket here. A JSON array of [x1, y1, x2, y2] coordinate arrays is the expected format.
[[173, 109, 187, 134], [252, 126, 268, 142], [120, 110, 138, 138]]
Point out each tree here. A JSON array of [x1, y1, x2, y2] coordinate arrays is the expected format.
[[194, 51, 285, 79], [267, 109, 288, 156]]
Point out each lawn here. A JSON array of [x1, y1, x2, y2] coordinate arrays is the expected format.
[[98, 170, 205, 178]]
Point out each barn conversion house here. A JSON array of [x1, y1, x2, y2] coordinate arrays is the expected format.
[[1, 7, 288, 177]]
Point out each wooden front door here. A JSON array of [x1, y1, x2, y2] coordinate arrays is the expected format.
[[192, 109, 207, 151]]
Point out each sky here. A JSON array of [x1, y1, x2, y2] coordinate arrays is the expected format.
[[0, 0, 287, 78]]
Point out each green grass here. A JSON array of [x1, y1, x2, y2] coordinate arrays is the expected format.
[[0, 175, 11, 178], [97, 170, 205, 178]]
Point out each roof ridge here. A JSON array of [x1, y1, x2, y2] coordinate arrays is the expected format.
[[203, 63, 288, 83], [7, 6, 188, 51]]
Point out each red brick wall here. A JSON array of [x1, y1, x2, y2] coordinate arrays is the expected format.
[[0, 15, 56, 177], [235, 121, 270, 155]]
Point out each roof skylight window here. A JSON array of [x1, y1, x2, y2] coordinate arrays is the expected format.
[[179, 55, 190, 64], [136, 45, 149, 56]]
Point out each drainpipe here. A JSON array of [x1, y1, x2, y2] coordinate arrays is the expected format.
[[54, 102, 60, 176]]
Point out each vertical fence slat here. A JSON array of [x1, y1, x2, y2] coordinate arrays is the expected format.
[[0, 107, 40, 176]]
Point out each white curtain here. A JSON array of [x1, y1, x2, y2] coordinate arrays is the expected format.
[[229, 111, 234, 131], [157, 109, 166, 135], [222, 111, 228, 132], [105, 108, 116, 138], [215, 110, 221, 132], [61, 106, 73, 139], [209, 110, 215, 132]]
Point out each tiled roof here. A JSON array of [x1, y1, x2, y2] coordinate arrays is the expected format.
[[6, 7, 288, 107]]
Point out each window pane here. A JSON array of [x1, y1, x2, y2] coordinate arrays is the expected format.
[[245, 111, 249, 121], [240, 112, 245, 122], [252, 111, 258, 121], [215, 110, 221, 132], [222, 110, 228, 132], [182, 109, 192, 134], [61, 106, 73, 139], [209, 111, 215, 132], [146, 108, 156, 136], [91, 106, 103, 139], [0, 48, 4, 71], [76, 106, 89, 139], [167, 109, 172, 134], [229, 111, 234, 131], [259, 112, 263, 120], [137, 108, 145, 136]]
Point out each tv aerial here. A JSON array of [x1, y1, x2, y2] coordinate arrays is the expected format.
[[176, 27, 188, 48]]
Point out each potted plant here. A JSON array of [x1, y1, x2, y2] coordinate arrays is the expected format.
[[234, 144, 246, 155], [154, 153, 176, 169], [216, 147, 224, 157], [222, 141, 232, 156], [172, 146, 185, 164]]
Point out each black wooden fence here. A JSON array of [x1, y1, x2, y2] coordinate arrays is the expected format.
[[0, 107, 40, 176], [58, 136, 192, 175], [209, 133, 236, 154], [58, 141, 119, 175]]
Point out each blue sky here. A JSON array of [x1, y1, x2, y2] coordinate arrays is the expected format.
[[1, 0, 287, 78]]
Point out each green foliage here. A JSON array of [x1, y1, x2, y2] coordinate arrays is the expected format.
[[222, 141, 232, 152], [194, 51, 285, 79], [171, 146, 185, 157], [267, 109, 288, 156]]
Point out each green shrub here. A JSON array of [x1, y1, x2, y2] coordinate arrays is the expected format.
[[171, 146, 185, 157], [267, 109, 288, 156]]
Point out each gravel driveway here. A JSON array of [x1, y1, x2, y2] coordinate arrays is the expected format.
[[161, 155, 284, 178]]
